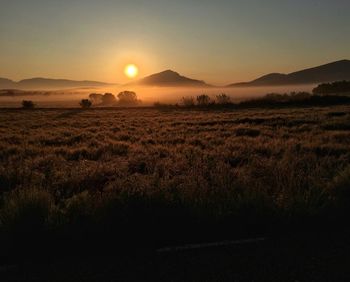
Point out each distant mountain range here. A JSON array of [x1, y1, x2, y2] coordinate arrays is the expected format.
[[0, 78, 112, 90], [0, 71, 210, 90], [228, 60, 350, 87], [129, 70, 211, 87], [1, 60, 350, 90]]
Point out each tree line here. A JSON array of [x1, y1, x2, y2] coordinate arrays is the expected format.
[[312, 80, 350, 95], [19, 80, 350, 109], [80, 91, 140, 108]]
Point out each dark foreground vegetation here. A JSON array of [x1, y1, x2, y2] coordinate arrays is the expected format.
[[155, 92, 350, 110], [313, 80, 350, 95], [0, 105, 350, 280]]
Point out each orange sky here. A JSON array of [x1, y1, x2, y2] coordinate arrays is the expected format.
[[0, 1, 349, 85]]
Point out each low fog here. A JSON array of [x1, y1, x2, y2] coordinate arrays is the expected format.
[[0, 85, 315, 108]]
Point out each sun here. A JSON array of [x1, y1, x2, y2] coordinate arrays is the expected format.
[[124, 64, 139, 78]]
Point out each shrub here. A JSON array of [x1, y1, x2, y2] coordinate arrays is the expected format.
[[196, 94, 211, 106], [181, 96, 195, 107], [216, 93, 231, 104], [22, 100, 35, 109], [289, 91, 311, 101], [79, 99, 92, 108]]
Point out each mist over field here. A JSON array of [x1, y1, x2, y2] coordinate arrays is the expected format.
[[0, 84, 315, 108]]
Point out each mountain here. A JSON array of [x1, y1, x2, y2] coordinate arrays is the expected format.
[[228, 60, 350, 87], [0, 77, 112, 90], [131, 70, 211, 87], [0, 78, 15, 88], [17, 78, 112, 89]]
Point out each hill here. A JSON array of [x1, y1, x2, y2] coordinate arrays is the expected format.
[[0, 77, 112, 90], [0, 78, 15, 88], [228, 60, 350, 87], [131, 70, 211, 87]]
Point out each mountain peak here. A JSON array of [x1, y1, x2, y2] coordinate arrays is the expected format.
[[160, 69, 179, 74], [0, 77, 15, 88], [228, 59, 350, 87], [133, 70, 211, 87], [332, 59, 350, 63]]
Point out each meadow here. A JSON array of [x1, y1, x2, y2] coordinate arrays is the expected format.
[[0, 105, 350, 258]]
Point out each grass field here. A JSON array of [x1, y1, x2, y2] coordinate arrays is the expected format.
[[0, 106, 350, 260]]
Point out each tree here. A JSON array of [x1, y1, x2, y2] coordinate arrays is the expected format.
[[313, 81, 350, 95], [117, 91, 138, 106], [89, 93, 103, 104], [79, 99, 92, 108], [22, 100, 35, 109], [101, 93, 117, 105], [196, 94, 211, 106], [216, 94, 231, 104], [181, 97, 195, 107]]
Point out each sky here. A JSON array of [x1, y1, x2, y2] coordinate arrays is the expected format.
[[0, 0, 350, 85]]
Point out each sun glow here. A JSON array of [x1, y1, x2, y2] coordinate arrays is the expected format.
[[124, 64, 139, 78]]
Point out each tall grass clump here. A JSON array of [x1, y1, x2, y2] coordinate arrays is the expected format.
[[331, 166, 350, 211], [0, 188, 53, 234]]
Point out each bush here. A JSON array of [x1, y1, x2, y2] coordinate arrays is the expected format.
[[79, 99, 92, 108], [216, 93, 231, 104], [22, 100, 35, 109], [182, 97, 195, 107], [289, 92, 311, 101], [196, 94, 211, 106]]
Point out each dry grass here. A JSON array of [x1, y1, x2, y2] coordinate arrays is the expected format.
[[0, 106, 350, 250]]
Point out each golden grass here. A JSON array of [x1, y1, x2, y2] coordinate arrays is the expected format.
[[0, 106, 349, 246]]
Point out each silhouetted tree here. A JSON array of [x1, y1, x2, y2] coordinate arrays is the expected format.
[[79, 99, 92, 108], [22, 100, 35, 109], [101, 93, 117, 105], [313, 81, 350, 95], [216, 93, 231, 104], [117, 91, 138, 106], [196, 94, 211, 106], [89, 93, 103, 104], [181, 97, 195, 107]]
